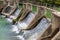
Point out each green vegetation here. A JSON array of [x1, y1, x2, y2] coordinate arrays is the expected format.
[[18, 4, 23, 9], [55, 0, 60, 4], [32, 6, 37, 12], [35, 0, 60, 5], [46, 10, 52, 18], [54, 7, 60, 11]]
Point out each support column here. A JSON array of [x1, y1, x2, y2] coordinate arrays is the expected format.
[[52, 11, 60, 31], [52, 31, 60, 40], [49, 11, 60, 39], [23, 3, 26, 8], [37, 6, 45, 16], [15, 0, 20, 5], [7, 0, 14, 6], [26, 3, 32, 10]]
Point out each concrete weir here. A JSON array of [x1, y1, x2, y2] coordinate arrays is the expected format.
[[2, 6, 17, 16], [6, 8, 21, 22], [52, 31, 60, 40], [37, 11, 60, 40], [9, 8, 21, 19], [17, 7, 45, 30], [12, 8, 31, 24], [0, 1, 7, 13], [17, 12, 35, 29], [22, 18, 50, 40], [11, 17, 50, 40], [0, 1, 60, 40]]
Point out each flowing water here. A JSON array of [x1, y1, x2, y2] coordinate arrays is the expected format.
[[18, 12, 35, 29], [10, 8, 21, 19], [6, 8, 21, 22], [0, 16, 24, 40], [23, 18, 50, 40]]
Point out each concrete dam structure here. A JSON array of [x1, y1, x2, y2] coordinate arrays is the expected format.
[[0, 0, 60, 40]]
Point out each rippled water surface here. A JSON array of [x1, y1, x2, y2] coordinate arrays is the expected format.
[[0, 16, 20, 40]]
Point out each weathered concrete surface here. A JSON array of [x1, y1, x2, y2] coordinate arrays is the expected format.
[[9, 8, 21, 19], [17, 7, 45, 30], [2, 6, 17, 16], [52, 13, 60, 30], [17, 12, 35, 30], [0, 1, 7, 12], [24, 7, 45, 30], [52, 31, 60, 40], [22, 18, 50, 40], [12, 8, 30, 24], [5, 8, 21, 23], [37, 11, 60, 40]]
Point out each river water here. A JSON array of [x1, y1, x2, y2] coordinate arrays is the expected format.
[[0, 16, 21, 40]]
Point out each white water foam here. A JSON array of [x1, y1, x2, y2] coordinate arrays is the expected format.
[[18, 12, 35, 29]]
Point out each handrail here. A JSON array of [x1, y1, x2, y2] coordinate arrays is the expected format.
[[19, 2, 60, 12]]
